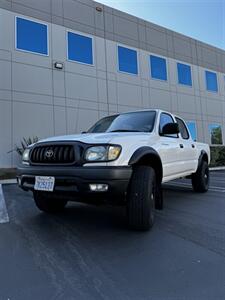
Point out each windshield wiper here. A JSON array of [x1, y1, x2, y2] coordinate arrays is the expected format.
[[109, 129, 143, 133]]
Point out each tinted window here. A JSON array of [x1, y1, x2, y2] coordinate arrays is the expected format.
[[68, 32, 93, 65], [118, 46, 138, 75], [159, 113, 177, 137], [175, 117, 189, 139], [88, 115, 118, 133], [177, 63, 192, 86], [88, 111, 156, 133], [205, 71, 218, 92], [209, 124, 223, 145], [187, 122, 197, 141], [16, 17, 48, 55], [150, 55, 167, 81]]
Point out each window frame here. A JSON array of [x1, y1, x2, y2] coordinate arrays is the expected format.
[[158, 112, 179, 139], [117, 44, 139, 76], [176, 61, 193, 87], [186, 121, 198, 141], [15, 16, 49, 57], [66, 29, 95, 66], [150, 54, 168, 82], [205, 70, 218, 93]]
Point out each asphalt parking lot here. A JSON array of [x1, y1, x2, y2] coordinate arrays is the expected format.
[[0, 171, 225, 300]]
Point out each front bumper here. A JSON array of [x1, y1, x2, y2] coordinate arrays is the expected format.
[[17, 165, 132, 200]]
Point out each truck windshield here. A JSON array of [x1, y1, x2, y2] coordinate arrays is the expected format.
[[87, 111, 156, 133]]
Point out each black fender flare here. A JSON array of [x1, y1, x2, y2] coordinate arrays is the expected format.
[[198, 150, 209, 169], [128, 146, 163, 182]]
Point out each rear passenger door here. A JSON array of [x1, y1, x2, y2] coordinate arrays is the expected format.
[[175, 117, 198, 173], [158, 113, 181, 180]]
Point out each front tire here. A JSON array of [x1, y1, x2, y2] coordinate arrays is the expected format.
[[127, 166, 156, 231], [192, 160, 209, 193], [33, 191, 68, 213]]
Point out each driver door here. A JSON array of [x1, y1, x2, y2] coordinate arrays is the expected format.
[[157, 113, 182, 181]]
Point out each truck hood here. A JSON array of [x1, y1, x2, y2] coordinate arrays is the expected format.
[[38, 132, 153, 145]]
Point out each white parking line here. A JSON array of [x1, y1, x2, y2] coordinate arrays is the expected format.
[[165, 182, 225, 193], [0, 184, 9, 224]]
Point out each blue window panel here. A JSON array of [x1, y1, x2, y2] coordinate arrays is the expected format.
[[16, 17, 48, 55], [187, 122, 197, 141], [177, 63, 192, 86], [150, 55, 167, 81], [205, 71, 218, 92], [118, 46, 138, 75], [68, 32, 93, 65]]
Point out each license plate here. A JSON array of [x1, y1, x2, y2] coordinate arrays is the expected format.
[[34, 176, 55, 192]]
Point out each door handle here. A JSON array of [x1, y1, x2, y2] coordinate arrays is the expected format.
[[180, 144, 184, 149], [192, 144, 195, 148]]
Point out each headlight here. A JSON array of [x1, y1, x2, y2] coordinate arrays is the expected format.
[[85, 145, 121, 162], [22, 148, 30, 163], [85, 146, 107, 161]]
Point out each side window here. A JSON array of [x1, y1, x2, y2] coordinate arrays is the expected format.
[[205, 71, 218, 92], [118, 46, 138, 75], [150, 55, 167, 81], [175, 117, 190, 140], [159, 113, 177, 137], [67, 32, 93, 65], [177, 63, 192, 86], [16, 17, 48, 55]]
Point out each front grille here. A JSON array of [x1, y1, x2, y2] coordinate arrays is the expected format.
[[30, 145, 75, 165]]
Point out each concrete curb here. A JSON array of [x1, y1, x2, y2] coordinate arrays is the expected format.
[[210, 167, 225, 171], [0, 179, 17, 185]]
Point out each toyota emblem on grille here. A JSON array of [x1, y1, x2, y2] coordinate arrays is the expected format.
[[45, 149, 54, 159]]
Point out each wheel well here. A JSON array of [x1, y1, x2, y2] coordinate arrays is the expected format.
[[202, 152, 208, 164], [133, 154, 163, 183]]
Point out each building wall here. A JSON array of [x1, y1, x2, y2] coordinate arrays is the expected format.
[[0, 0, 225, 167]]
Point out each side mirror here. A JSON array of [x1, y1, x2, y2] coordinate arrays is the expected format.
[[162, 123, 179, 135]]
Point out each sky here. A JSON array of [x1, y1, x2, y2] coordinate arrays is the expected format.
[[98, 0, 225, 50]]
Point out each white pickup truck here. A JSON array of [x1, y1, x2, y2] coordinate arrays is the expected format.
[[18, 109, 210, 231]]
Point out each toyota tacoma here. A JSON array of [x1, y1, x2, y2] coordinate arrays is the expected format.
[[17, 109, 210, 230]]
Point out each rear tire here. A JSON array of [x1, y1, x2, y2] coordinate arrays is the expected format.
[[192, 160, 209, 193], [33, 191, 68, 213], [127, 166, 156, 231]]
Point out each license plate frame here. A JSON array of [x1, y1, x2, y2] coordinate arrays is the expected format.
[[34, 176, 55, 192]]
